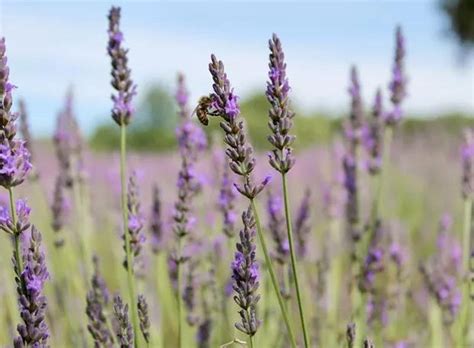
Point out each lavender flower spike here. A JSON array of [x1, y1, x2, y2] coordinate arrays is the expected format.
[[266, 33, 296, 174], [13, 227, 50, 348], [137, 295, 150, 344], [232, 206, 261, 337], [200, 54, 269, 199], [18, 99, 38, 180], [123, 172, 145, 271], [266, 191, 289, 265], [343, 154, 360, 242], [107, 7, 137, 126], [345, 66, 365, 152], [51, 175, 69, 247], [113, 294, 134, 348], [293, 188, 311, 258], [365, 89, 384, 175], [0, 38, 32, 189], [86, 256, 114, 347], [346, 323, 356, 348], [461, 128, 474, 200], [386, 26, 407, 126], [0, 198, 31, 235], [149, 184, 163, 254], [218, 161, 237, 238]]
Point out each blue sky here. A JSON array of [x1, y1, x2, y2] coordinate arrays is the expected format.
[[0, 0, 472, 136]]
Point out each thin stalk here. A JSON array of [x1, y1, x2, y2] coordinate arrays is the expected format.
[[282, 173, 310, 348], [463, 199, 472, 279], [250, 199, 297, 348], [71, 177, 91, 282], [357, 126, 394, 344], [119, 124, 139, 347], [176, 237, 183, 348], [461, 198, 473, 345], [8, 188, 22, 275], [248, 334, 254, 348], [376, 126, 393, 217]]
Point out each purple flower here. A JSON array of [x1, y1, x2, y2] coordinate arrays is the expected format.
[[202, 54, 268, 199], [365, 89, 384, 175], [461, 128, 474, 199], [420, 214, 463, 324], [0, 199, 31, 235], [231, 206, 261, 337], [224, 92, 239, 119], [51, 175, 69, 247], [86, 256, 114, 346], [266, 34, 296, 174], [218, 162, 237, 238], [53, 89, 85, 187], [137, 295, 150, 344], [293, 188, 311, 258], [0, 138, 32, 189], [123, 172, 145, 271], [107, 7, 137, 126], [14, 227, 50, 347], [113, 294, 134, 347], [149, 184, 163, 254], [183, 260, 199, 326], [385, 26, 407, 126], [267, 191, 289, 264], [345, 66, 365, 148], [18, 99, 38, 180], [343, 154, 360, 241]]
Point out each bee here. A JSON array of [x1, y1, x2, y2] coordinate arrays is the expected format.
[[193, 95, 213, 126]]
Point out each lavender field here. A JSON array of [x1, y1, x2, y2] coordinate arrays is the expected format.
[[0, 3, 473, 348]]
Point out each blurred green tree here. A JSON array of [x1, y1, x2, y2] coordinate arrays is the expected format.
[[440, 0, 474, 51]]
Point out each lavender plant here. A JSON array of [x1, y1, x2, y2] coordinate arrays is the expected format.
[[113, 294, 134, 348], [231, 207, 261, 347], [218, 162, 237, 239], [13, 226, 50, 348], [86, 256, 115, 347], [137, 295, 150, 345], [51, 175, 69, 247], [107, 6, 139, 344], [123, 172, 145, 272], [420, 215, 462, 344], [265, 34, 310, 345], [172, 73, 205, 347], [460, 128, 474, 345], [149, 184, 163, 254], [17, 99, 38, 180], [0, 38, 33, 326], [196, 53, 296, 346], [293, 188, 311, 259]]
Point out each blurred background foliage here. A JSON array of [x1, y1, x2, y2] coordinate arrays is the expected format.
[[90, 83, 472, 153]]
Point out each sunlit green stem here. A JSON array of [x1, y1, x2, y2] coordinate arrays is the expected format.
[[248, 334, 254, 348], [281, 173, 310, 348], [8, 188, 22, 275], [250, 199, 297, 348], [119, 124, 139, 347], [176, 238, 183, 348]]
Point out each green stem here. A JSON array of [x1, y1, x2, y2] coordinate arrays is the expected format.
[[282, 174, 310, 348], [8, 188, 22, 275], [248, 335, 254, 348], [176, 238, 183, 348], [119, 124, 139, 347], [250, 199, 297, 348], [461, 199, 473, 345], [463, 199, 472, 279]]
